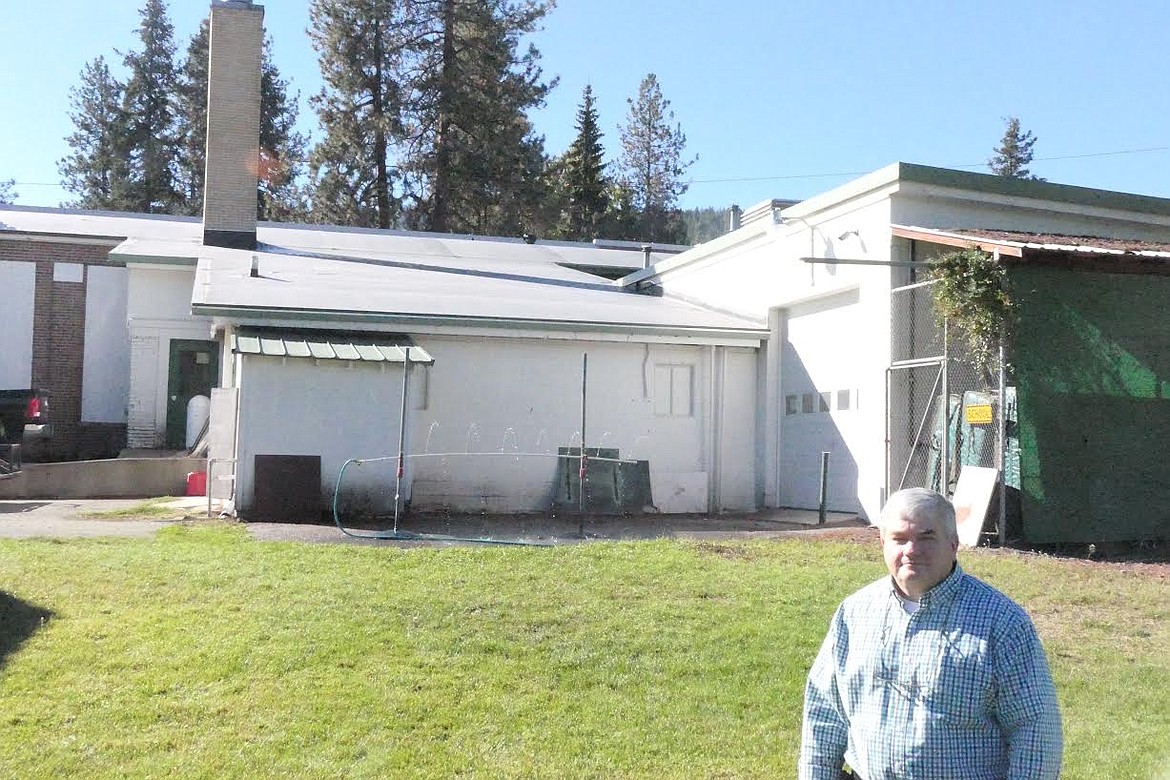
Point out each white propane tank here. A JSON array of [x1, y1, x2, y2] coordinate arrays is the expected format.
[[186, 394, 211, 449]]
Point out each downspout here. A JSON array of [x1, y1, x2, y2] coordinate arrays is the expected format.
[[707, 345, 723, 513]]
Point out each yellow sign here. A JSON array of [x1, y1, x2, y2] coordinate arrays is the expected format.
[[965, 404, 993, 425]]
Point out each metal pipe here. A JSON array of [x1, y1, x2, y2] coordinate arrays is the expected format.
[[394, 348, 410, 533], [579, 352, 587, 537], [884, 368, 891, 502], [941, 320, 950, 495], [998, 320, 1008, 548], [818, 451, 830, 524]]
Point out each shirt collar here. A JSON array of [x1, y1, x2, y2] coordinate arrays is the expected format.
[[887, 561, 965, 608]]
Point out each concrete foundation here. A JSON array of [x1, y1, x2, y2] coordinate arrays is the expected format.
[[0, 457, 206, 499]]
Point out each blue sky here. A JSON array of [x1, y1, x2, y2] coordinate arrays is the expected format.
[[2, 1, 1167, 213]]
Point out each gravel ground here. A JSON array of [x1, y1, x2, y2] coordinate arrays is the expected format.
[[3, 499, 1165, 578]]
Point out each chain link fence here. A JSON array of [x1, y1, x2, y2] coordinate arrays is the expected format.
[[888, 278, 1014, 540]]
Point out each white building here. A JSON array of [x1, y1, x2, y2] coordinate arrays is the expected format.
[[7, 1, 1170, 536]]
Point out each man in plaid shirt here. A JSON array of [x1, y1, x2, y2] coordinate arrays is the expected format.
[[799, 488, 1062, 780]]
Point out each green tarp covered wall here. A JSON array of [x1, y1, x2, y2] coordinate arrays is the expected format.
[[1011, 266, 1170, 543]]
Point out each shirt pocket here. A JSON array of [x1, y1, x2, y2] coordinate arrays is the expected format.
[[918, 631, 993, 727]]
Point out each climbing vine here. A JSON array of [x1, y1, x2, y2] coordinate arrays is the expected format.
[[927, 248, 1014, 378]]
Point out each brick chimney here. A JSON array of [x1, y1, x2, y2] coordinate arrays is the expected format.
[[203, 0, 264, 250]]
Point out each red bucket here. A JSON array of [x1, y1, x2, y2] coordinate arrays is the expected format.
[[186, 470, 207, 497]]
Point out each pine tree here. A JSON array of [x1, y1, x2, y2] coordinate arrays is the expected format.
[[307, 0, 406, 229], [58, 56, 134, 210], [554, 84, 609, 240], [119, 0, 184, 213], [400, 0, 555, 236], [989, 117, 1039, 179], [617, 73, 695, 244], [176, 20, 309, 220], [0, 180, 16, 205]]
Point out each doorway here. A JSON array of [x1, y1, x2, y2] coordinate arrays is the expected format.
[[165, 339, 219, 449]]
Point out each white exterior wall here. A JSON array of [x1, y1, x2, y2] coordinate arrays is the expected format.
[[410, 336, 745, 514], [0, 260, 35, 388], [235, 355, 408, 515], [656, 194, 897, 521], [656, 178, 1170, 523], [126, 265, 211, 448], [82, 266, 130, 422], [231, 334, 758, 516]]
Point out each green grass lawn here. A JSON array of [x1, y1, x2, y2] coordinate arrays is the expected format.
[[1, 525, 1167, 779]]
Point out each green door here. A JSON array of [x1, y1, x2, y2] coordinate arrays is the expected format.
[[165, 340, 219, 449]]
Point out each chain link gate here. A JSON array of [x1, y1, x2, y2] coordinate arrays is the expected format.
[[887, 277, 1012, 543]]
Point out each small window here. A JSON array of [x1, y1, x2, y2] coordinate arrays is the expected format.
[[801, 393, 815, 414], [837, 389, 851, 411], [819, 392, 831, 412], [653, 364, 694, 417], [785, 394, 799, 415]]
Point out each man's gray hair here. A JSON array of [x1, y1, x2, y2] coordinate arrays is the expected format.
[[878, 488, 958, 541]]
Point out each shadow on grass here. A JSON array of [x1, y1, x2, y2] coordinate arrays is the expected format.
[[0, 591, 53, 668]]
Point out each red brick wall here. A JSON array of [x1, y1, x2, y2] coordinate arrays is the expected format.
[[0, 237, 127, 460]]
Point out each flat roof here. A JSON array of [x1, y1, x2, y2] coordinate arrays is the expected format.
[[192, 245, 767, 340]]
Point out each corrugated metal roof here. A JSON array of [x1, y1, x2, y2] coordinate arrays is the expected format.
[[231, 329, 434, 364], [892, 224, 1170, 259]]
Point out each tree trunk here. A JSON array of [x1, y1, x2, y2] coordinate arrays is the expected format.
[[372, 17, 391, 230], [429, 0, 457, 233]]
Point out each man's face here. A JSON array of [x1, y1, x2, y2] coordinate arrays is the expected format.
[[880, 509, 958, 600]]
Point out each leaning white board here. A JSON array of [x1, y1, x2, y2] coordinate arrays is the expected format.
[[952, 466, 1000, 548]]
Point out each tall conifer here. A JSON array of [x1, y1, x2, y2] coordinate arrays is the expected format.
[[308, 0, 407, 229], [989, 117, 1039, 179], [120, 0, 183, 213], [555, 84, 609, 240], [616, 73, 695, 244], [59, 56, 133, 210]]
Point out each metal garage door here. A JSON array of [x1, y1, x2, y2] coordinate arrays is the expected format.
[[779, 292, 862, 512]]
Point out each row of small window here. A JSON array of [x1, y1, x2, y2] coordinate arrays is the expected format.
[[785, 388, 856, 415]]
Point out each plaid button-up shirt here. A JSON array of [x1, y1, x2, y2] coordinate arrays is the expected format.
[[799, 564, 1062, 780]]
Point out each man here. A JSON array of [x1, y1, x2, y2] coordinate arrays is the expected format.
[[799, 488, 1062, 780]]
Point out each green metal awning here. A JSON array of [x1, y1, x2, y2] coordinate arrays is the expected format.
[[231, 329, 434, 364]]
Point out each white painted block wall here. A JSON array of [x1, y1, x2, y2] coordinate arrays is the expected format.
[[232, 335, 760, 517]]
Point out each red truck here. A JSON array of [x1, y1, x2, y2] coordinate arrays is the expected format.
[[0, 388, 51, 473]]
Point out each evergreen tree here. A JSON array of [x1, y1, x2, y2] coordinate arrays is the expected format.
[[175, 24, 209, 213], [400, 0, 555, 236], [307, 0, 406, 229], [989, 117, 1039, 179], [682, 206, 729, 245], [119, 0, 184, 213], [616, 73, 695, 244], [600, 181, 642, 241], [0, 179, 16, 205], [176, 20, 309, 220], [58, 56, 133, 210], [553, 84, 609, 240], [307, 0, 554, 235]]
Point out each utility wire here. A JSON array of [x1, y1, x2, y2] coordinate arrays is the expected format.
[[8, 145, 1169, 190]]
